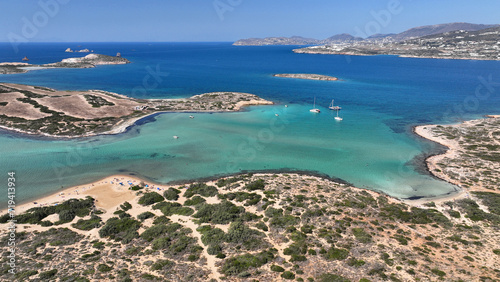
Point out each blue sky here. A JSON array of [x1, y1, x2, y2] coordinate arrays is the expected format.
[[0, 0, 498, 42]]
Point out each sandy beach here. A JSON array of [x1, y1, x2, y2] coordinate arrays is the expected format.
[[0, 174, 174, 216]]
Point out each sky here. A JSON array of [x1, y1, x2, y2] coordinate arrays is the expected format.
[[0, 0, 499, 42]]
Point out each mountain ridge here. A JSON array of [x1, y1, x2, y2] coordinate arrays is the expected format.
[[233, 22, 499, 46]]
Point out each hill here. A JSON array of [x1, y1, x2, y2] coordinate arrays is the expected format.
[[233, 22, 499, 46]]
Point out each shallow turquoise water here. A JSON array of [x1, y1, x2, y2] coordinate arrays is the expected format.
[[1, 42, 499, 205]]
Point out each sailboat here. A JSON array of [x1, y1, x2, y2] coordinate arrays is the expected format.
[[309, 97, 320, 113], [334, 109, 343, 121], [329, 99, 341, 110]]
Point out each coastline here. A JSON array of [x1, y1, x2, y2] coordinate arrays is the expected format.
[[293, 49, 500, 61], [0, 103, 273, 140], [410, 115, 500, 205], [0, 83, 274, 139], [1, 167, 462, 217], [0, 174, 165, 215]]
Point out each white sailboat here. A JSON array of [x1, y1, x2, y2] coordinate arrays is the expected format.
[[310, 97, 320, 113], [334, 109, 343, 121], [329, 99, 341, 110]]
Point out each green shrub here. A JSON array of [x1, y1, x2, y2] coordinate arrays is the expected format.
[[220, 250, 275, 276], [151, 259, 174, 271], [137, 211, 155, 221], [207, 244, 223, 255], [97, 264, 113, 272], [270, 265, 285, 272], [153, 201, 194, 216], [290, 254, 307, 262], [72, 215, 102, 230], [317, 273, 350, 282], [184, 183, 218, 198], [255, 221, 268, 231], [193, 201, 245, 224], [15, 270, 38, 280], [153, 215, 170, 225], [15, 197, 94, 225], [447, 210, 461, 218], [184, 195, 206, 206], [138, 192, 164, 206], [198, 225, 226, 246], [281, 271, 295, 280], [129, 185, 143, 191], [141, 223, 182, 242], [164, 188, 181, 201], [324, 247, 349, 261], [347, 257, 366, 267], [39, 269, 58, 279], [245, 179, 266, 191], [99, 217, 141, 243], [216, 177, 241, 187], [120, 201, 132, 211], [58, 209, 76, 222], [352, 228, 372, 243], [431, 268, 446, 277]]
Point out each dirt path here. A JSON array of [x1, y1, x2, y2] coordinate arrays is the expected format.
[[169, 214, 221, 281]]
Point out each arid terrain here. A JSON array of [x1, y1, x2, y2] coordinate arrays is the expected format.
[[1, 168, 498, 281], [0, 83, 273, 137], [415, 116, 500, 192]]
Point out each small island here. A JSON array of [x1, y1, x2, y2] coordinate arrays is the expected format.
[[273, 73, 339, 81], [0, 83, 273, 137], [0, 54, 130, 75]]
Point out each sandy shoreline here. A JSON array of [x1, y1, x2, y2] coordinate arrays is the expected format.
[[410, 115, 500, 205], [0, 102, 274, 140], [0, 174, 174, 215], [2, 169, 461, 218]]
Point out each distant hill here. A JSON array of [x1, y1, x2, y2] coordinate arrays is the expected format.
[[386, 22, 499, 41], [234, 22, 499, 46], [294, 26, 500, 60], [321, 33, 362, 44], [233, 36, 320, 46]]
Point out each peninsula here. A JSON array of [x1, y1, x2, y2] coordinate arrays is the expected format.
[[0, 54, 130, 74], [294, 26, 500, 61], [0, 83, 273, 137], [415, 116, 500, 192], [273, 74, 339, 81]]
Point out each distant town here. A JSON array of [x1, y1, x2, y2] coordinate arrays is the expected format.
[[235, 22, 500, 60]]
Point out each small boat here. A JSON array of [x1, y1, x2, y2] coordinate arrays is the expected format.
[[329, 99, 341, 110], [310, 97, 320, 113], [285, 105, 288, 108], [275, 114, 279, 117], [22, 56, 29, 61], [173, 136, 179, 139], [334, 109, 343, 121], [189, 115, 194, 119]]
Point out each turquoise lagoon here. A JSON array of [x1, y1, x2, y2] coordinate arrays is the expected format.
[[1, 42, 499, 205]]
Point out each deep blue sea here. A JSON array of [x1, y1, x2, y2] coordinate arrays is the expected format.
[[1, 42, 500, 205]]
